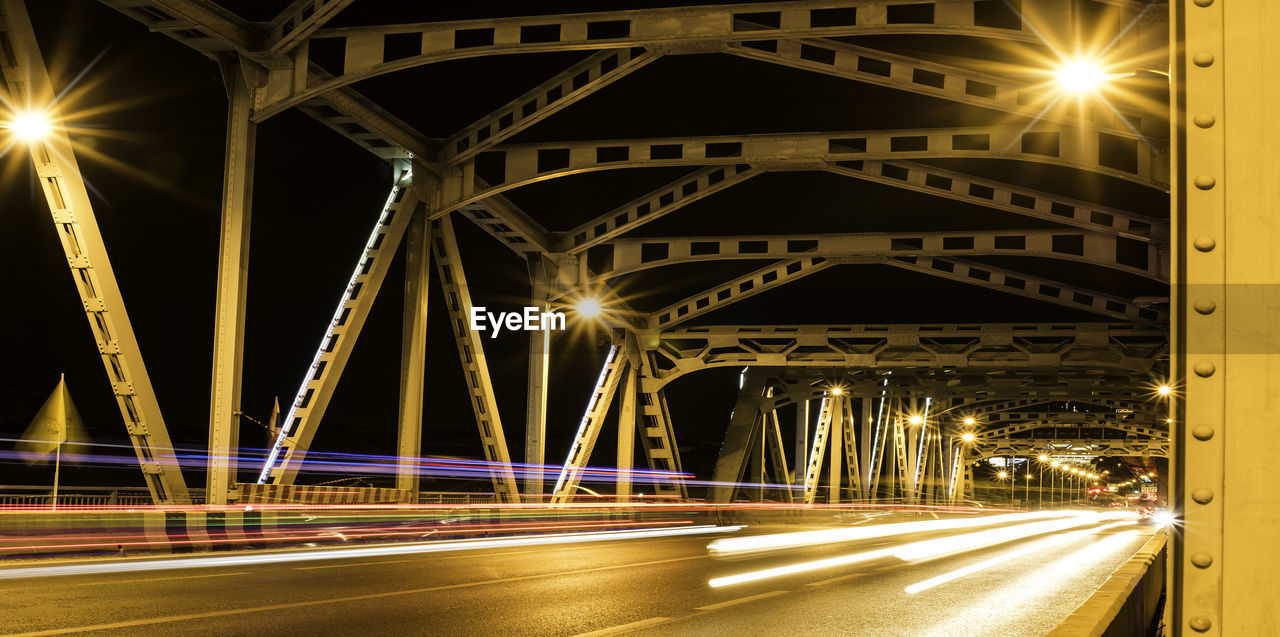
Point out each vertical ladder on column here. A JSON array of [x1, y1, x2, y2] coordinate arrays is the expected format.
[[551, 343, 627, 503], [893, 411, 909, 501], [764, 410, 792, 502], [869, 392, 890, 498], [802, 396, 837, 505], [0, 2, 190, 503], [260, 182, 417, 485], [841, 398, 863, 501], [636, 352, 686, 499], [432, 214, 520, 503], [947, 443, 964, 503]]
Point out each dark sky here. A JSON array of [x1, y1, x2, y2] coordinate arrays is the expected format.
[[0, 1, 1168, 491]]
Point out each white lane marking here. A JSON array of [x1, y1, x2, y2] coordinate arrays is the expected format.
[[806, 572, 868, 587], [571, 617, 673, 637], [694, 590, 788, 611], [5, 555, 708, 637], [67, 571, 251, 587], [294, 559, 415, 570]]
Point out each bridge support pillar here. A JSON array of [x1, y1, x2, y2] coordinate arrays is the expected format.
[[206, 54, 257, 505], [396, 207, 430, 498], [794, 399, 808, 489], [524, 255, 552, 501], [1175, 0, 1280, 632]]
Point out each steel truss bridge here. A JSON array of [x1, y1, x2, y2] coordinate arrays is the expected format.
[[5, 0, 1277, 632]]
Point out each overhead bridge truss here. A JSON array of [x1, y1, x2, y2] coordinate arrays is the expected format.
[[648, 323, 1167, 386]]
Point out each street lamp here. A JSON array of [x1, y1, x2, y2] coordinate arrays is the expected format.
[[575, 296, 604, 319], [907, 414, 924, 426], [7, 111, 51, 141], [1157, 384, 1173, 397], [830, 386, 844, 396], [1056, 59, 1108, 93], [962, 416, 976, 426], [960, 432, 975, 443]]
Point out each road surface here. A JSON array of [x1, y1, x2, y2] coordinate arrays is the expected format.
[[0, 515, 1153, 636]]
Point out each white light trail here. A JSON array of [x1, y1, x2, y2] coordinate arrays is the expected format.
[[891, 511, 1132, 561], [707, 510, 1070, 556], [707, 512, 1133, 588], [709, 546, 898, 588], [904, 522, 1136, 594], [0, 525, 740, 581]]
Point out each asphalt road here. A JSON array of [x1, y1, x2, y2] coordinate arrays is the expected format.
[[0, 517, 1154, 636]]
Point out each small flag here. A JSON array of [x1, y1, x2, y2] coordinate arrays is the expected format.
[[17, 374, 88, 463]]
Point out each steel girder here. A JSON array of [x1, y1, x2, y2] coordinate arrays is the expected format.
[[446, 47, 661, 163], [648, 257, 836, 331], [975, 421, 1168, 441], [725, 38, 1165, 138], [977, 410, 1159, 427], [1, 1, 191, 504], [265, 0, 360, 56], [556, 165, 764, 254], [256, 0, 1074, 118], [648, 323, 1166, 386], [884, 255, 1168, 324], [969, 438, 1169, 460], [435, 126, 1168, 216], [824, 161, 1169, 242], [932, 396, 1153, 416], [591, 229, 1168, 282]]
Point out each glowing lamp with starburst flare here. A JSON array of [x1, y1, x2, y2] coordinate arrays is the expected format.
[[8, 111, 51, 140], [1057, 60, 1108, 93]]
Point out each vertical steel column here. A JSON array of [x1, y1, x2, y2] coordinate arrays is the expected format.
[[1176, 1, 1280, 633], [524, 255, 551, 501], [870, 391, 890, 498], [860, 397, 873, 499], [893, 404, 908, 501], [206, 55, 256, 505], [794, 399, 809, 488], [396, 208, 430, 497], [433, 213, 520, 503], [636, 352, 687, 498], [0, 1, 190, 503], [615, 349, 638, 501], [828, 396, 842, 505], [841, 398, 862, 501], [709, 369, 768, 503], [765, 410, 792, 502], [801, 396, 836, 505]]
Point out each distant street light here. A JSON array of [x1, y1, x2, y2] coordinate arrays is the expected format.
[[960, 432, 975, 443], [830, 387, 844, 396], [908, 414, 924, 426], [962, 416, 976, 426]]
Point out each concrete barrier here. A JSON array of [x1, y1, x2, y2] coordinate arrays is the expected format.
[[1047, 529, 1167, 637]]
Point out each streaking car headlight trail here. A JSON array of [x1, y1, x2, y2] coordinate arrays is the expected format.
[[904, 522, 1137, 594], [0, 525, 741, 581], [707, 510, 1071, 556], [708, 511, 1134, 588]]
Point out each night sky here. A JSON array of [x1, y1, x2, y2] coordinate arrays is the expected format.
[[0, 2, 1168, 491]]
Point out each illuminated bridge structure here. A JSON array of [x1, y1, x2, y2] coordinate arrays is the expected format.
[[3, 0, 1278, 633]]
